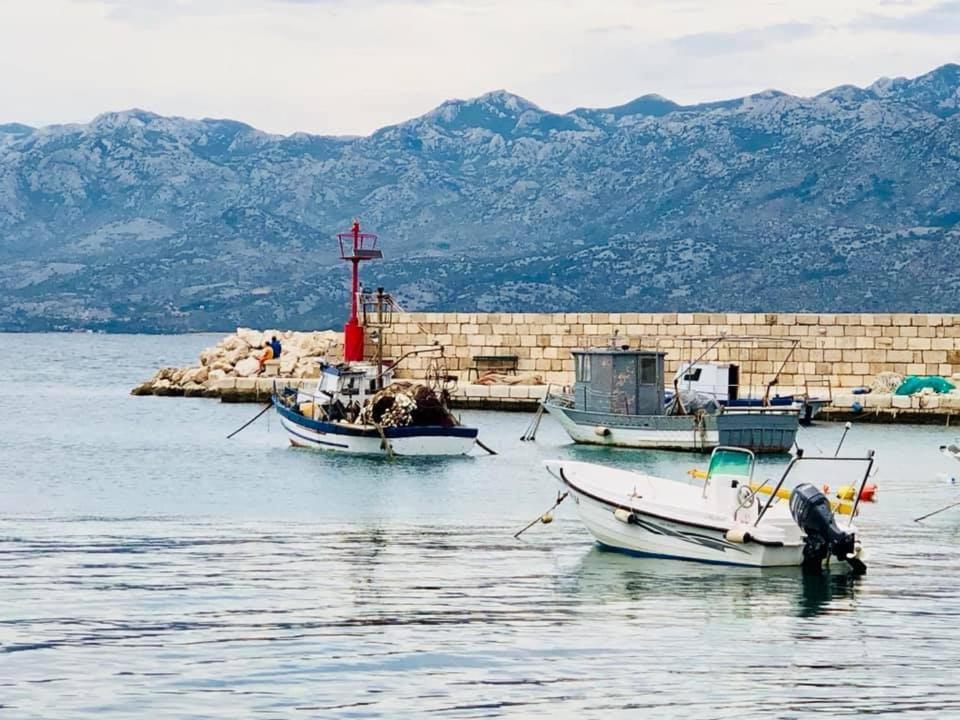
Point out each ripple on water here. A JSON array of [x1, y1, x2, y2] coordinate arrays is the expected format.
[[2, 517, 959, 719], [2, 334, 960, 718]]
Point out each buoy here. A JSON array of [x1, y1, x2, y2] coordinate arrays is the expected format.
[[540, 512, 554, 524], [594, 426, 611, 437], [852, 401, 863, 413], [836, 484, 877, 502]]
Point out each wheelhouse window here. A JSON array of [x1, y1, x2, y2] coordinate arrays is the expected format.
[[575, 354, 592, 382], [640, 357, 657, 385]]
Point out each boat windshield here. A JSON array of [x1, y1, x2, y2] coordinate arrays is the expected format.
[[706, 447, 755, 482]]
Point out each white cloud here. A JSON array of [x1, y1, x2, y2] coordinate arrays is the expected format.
[[854, 1, 960, 34], [2, 0, 959, 135], [672, 22, 823, 57]]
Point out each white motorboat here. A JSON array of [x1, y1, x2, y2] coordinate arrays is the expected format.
[[545, 447, 872, 571], [674, 348, 830, 425]]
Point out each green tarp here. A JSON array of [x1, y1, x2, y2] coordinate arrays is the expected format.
[[894, 376, 956, 396]]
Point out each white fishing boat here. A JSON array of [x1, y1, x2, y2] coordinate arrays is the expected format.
[[674, 338, 831, 425], [274, 360, 478, 456], [545, 447, 872, 571], [271, 220, 478, 457]]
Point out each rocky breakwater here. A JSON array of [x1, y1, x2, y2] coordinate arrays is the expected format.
[[131, 328, 343, 400]]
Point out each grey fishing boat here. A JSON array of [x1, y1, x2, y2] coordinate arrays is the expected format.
[[542, 343, 799, 453]]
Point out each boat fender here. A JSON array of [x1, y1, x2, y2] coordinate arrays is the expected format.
[[613, 508, 638, 524], [836, 483, 878, 502], [724, 528, 752, 544], [594, 426, 611, 437]]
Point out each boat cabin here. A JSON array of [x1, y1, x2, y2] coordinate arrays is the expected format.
[[677, 362, 741, 402], [572, 348, 666, 415], [297, 361, 396, 417]]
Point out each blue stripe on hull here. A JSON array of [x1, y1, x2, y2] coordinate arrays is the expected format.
[[594, 541, 763, 568], [281, 421, 351, 449], [273, 399, 478, 439]]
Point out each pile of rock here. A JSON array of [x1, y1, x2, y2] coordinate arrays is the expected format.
[[131, 327, 343, 397]]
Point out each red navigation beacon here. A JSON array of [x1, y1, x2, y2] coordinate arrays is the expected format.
[[338, 219, 382, 361]]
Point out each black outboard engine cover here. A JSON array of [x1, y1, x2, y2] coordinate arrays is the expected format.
[[789, 483, 858, 572]]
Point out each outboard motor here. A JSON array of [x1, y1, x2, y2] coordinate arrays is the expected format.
[[789, 483, 865, 574]]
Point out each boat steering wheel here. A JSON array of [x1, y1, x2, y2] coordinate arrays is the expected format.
[[736, 483, 758, 511]]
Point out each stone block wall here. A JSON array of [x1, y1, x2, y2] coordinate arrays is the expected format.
[[368, 312, 960, 390]]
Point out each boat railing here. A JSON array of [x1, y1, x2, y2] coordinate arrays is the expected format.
[[720, 405, 801, 416], [543, 385, 574, 407], [803, 377, 833, 403], [753, 451, 876, 527]]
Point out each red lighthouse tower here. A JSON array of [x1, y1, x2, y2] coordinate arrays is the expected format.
[[338, 219, 382, 362]]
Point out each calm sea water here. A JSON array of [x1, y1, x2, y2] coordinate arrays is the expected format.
[[2, 333, 960, 718]]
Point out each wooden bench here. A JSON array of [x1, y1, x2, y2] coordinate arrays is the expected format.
[[468, 355, 519, 380]]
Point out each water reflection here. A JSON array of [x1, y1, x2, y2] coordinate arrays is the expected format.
[[559, 544, 860, 619]]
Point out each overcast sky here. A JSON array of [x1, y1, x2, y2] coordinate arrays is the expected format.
[[3, 0, 960, 135]]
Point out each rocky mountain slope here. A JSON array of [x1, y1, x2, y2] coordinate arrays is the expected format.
[[2, 65, 959, 331]]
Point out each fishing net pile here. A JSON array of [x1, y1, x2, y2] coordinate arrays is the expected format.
[[665, 389, 721, 416], [357, 383, 455, 428]]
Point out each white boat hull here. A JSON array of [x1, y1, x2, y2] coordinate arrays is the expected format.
[[544, 402, 719, 450], [276, 402, 477, 457], [546, 459, 818, 568], [570, 484, 802, 567]]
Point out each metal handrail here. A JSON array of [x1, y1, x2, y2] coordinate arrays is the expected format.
[[847, 450, 876, 527], [754, 452, 875, 527], [754, 454, 802, 526]]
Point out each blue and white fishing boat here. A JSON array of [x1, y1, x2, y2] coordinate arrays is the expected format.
[[272, 220, 478, 456], [273, 361, 478, 456]]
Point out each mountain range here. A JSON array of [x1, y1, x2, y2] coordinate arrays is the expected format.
[[2, 64, 960, 332]]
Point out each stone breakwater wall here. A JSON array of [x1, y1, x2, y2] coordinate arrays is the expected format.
[[131, 328, 342, 397], [373, 312, 960, 390]]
